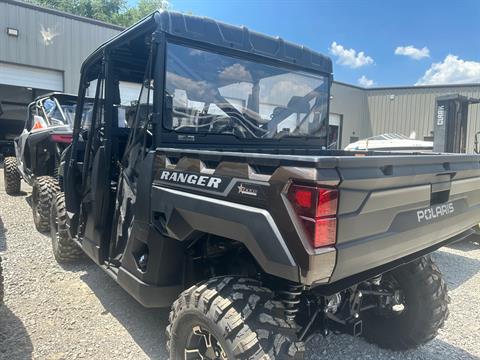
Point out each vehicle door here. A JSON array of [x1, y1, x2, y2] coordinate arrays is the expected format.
[[63, 58, 107, 262], [78, 66, 111, 263], [67, 52, 149, 264], [109, 63, 155, 263]]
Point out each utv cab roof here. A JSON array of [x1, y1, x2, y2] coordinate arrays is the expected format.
[[82, 10, 333, 76]]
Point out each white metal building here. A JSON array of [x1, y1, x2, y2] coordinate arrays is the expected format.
[[0, 0, 122, 137], [330, 82, 480, 151]]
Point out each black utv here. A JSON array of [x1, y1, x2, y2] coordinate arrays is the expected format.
[[3, 93, 91, 232], [51, 11, 480, 359]]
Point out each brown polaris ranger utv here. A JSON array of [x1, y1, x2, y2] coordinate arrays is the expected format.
[[51, 11, 480, 359]]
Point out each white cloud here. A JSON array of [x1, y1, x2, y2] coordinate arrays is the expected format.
[[219, 63, 252, 83], [329, 42, 374, 68], [358, 75, 375, 88], [415, 55, 480, 85], [395, 45, 430, 60]]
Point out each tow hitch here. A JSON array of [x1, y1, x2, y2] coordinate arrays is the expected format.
[[326, 289, 364, 337], [297, 276, 400, 342]]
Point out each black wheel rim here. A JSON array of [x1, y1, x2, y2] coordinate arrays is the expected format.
[[184, 325, 228, 360]]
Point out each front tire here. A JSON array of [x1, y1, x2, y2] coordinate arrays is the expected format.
[[3, 156, 20, 195], [362, 255, 449, 350], [167, 277, 305, 359], [50, 192, 84, 262], [32, 176, 59, 232]]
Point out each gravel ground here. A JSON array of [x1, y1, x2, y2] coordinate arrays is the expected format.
[[0, 168, 479, 360]]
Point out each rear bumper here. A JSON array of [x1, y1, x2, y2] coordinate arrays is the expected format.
[[311, 228, 473, 295], [331, 204, 480, 282], [331, 174, 480, 284]]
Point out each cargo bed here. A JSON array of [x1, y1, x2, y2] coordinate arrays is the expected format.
[[154, 148, 480, 286]]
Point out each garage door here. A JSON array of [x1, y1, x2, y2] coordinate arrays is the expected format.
[[329, 113, 341, 127], [328, 113, 342, 149], [0, 62, 63, 91]]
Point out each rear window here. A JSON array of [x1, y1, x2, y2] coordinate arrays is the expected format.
[[164, 43, 329, 142]]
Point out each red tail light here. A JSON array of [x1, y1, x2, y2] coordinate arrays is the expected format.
[[287, 184, 338, 248], [50, 134, 72, 144]]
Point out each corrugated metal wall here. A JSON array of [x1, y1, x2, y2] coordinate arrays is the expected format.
[[330, 82, 371, 148], [332, 82, 480, 152], [0, 0, 121, 93], [366, 85, 480, 152]]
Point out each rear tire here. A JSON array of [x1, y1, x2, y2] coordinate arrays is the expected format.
[[32, 176, 59, 232], [167, 277, 305, 359], [3, 157, 20, 195], [362, 255, 449, 350], [50, 192, 84, 262]]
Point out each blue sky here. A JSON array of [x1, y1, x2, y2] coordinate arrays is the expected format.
[[165, 0, 480, 88]]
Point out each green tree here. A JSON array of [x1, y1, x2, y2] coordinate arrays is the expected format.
[[116, 0, 170, 26], [28, 0, 169, 27]]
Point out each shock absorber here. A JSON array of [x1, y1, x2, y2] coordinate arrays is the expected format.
[[279, 283, 305, 321]]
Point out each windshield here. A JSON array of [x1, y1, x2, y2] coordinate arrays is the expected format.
[[40, 98, 75, 127], [40, 98, 64, 126], [368, 133, 411, 141], [39, 97, 93, 128], [164, 43, 329, 141], [59, 104, 76, 125]]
